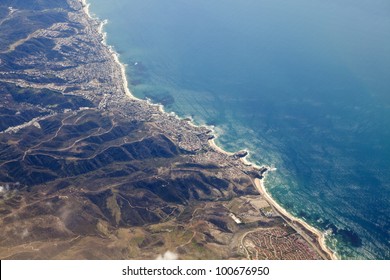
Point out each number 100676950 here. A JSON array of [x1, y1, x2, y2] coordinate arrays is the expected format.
[[215, 267, 270, 276]]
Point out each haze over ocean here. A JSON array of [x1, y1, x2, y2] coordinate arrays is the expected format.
[[88, 0, 390, 259]]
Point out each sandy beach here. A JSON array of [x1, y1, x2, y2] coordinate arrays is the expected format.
[[208, 138, 234, 156], [254, 177, 337, 260], [81, 0, 140, 102], [209, 135, 337, 259], [208, 138, 264, 169]]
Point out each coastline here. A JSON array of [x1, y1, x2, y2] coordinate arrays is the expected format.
[[208, 138, 234, 156], [80, 0, 140, 102], [254, 177, 338, 260], [208, 138, 264, 169], [79, 0, 337, 260]]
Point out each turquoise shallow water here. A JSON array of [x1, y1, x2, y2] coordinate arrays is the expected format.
[[88, 0, 390, 259]]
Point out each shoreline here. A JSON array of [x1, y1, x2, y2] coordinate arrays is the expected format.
[[208, 138, 265, 170], [79, 0, 337, 260], [254, 177, 337, 260], [80, 0, 140, 102]]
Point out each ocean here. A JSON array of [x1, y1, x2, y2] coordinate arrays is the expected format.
[[87, 0, 390, 259]]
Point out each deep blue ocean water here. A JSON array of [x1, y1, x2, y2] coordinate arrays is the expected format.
[[88, 0, 390, 259]]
